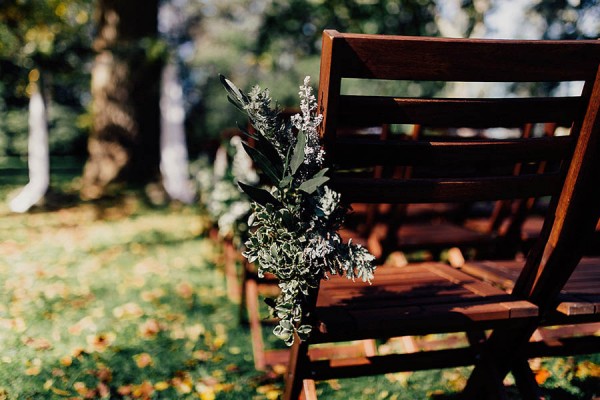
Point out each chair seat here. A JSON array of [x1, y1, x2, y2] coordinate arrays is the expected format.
[[460, 257, 600, 316], [311, 262, 537, 344]]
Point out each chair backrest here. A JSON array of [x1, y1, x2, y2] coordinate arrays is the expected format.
[[318, 30, 600, 308]]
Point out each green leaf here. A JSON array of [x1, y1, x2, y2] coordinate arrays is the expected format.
[[242, 143, 281, 185], [220, 74, 248, 106], [298, 176, 330, 194], [313, 168, 329, 179], [279, 175, 293, 188], [237, 123, 258, 140], [264, 297, 277, 309], [253, 135, 284, 174], [283, 143, 292, 175], [238, 182, 282, 209], [290, 131, 306, 175], [226, 95, 245, 112]]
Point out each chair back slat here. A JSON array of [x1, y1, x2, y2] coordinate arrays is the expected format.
[[338, 96, 581, 128], [332, 136, 573, 168], [330, 174, 562, 204], [327, 30, 600, 82]]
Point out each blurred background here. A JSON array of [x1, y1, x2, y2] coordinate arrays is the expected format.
[[1, 0, 598, 201], [0, 2, 599, 399]]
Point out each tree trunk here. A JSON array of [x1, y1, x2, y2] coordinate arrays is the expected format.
[[9, 77, 49, 213], [82, 0, 162, 199], [160, 62, 195, 204]]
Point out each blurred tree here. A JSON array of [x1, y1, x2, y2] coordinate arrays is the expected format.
[[184, 0, 448, 144], [534, 0, 599, 40], [0, 0, 92, 157], [256, 0, 440, 57], [82, 0, 166, 199]]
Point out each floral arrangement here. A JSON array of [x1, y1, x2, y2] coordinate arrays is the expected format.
[[221, 75, 376, 345]]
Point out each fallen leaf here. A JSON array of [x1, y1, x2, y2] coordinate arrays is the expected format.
[[535, 368, 552, 385], [134, 353, 154, 368]]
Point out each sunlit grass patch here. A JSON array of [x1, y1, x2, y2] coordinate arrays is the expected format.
[[0, 191, 267, 399], [0, 182, 598, 399]]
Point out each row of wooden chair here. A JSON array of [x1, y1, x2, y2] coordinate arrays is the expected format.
[[277, 30, 600, 399]]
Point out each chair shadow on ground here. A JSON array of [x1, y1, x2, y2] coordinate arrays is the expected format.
[[431, 375, 600, 400]]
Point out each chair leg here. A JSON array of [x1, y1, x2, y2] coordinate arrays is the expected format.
[[239, 262, 250, 325], [463, 323, 534, 399], [465, 354, 509, 400], [300, 379, 318, 400], [246, 277, 266, 370], [223, 240, 241, 302], [284, 335, 311, 400], [512, 358, 544, 400]]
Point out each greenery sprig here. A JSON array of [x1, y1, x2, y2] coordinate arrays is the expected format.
[[221, 75, 376, 345]]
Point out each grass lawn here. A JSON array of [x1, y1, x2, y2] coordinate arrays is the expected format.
[[0, 170, 598, 399]]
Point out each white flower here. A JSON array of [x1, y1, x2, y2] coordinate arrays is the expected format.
[[291, 77, 325, 168]]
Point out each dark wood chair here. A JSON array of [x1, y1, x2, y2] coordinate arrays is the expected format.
[[282, 30, 600, 399]]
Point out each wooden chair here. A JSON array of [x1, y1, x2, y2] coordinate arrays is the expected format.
[[281, 30, 600, 399]]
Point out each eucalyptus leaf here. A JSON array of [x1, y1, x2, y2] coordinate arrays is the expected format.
[[297, 325, 312, 334], [220, 74, 248, 105], [242, 143, 281, 185], [238, 182, 282, 209], [253, 135, 284, 173], [298, 176, 330, 194], [290, 131, 306, 175], [264, 297, 277, 309], [279, 175, 292, 188], [313, 168, 329, 179], [226, 95, 245, 112], [236, 123, 258, 140], [283, 144, 292, 175]]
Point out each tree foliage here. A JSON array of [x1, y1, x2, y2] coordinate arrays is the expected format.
[[0, 0, 93, 156], [535, 0, 599, 40], [256, 0, 440, 57]]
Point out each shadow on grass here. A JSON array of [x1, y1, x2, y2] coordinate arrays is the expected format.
[[431, 376, 600, 400]]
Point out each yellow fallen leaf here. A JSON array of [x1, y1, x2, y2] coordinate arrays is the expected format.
[[22, 337, 52, 351], [134, 353, 154, 368], [139, 319, 162, 338], [132, 381, 154, 398], [576, 360, 600, 379], [113, 302, 144, 319], [199, 390, 215, 400], [272, 364, 287, 375], [176, 282, 194, 299], [117, 385, 133, 395], [212, 336, 226, 349], [25, 359, 42, 376], [154, 381, 169, 391], [257, 384, 278, 394], [59, 356, 72, 367], [86, 332, 116, 352], [50, 387, 71, 396], [73, 381, 88, 396]]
